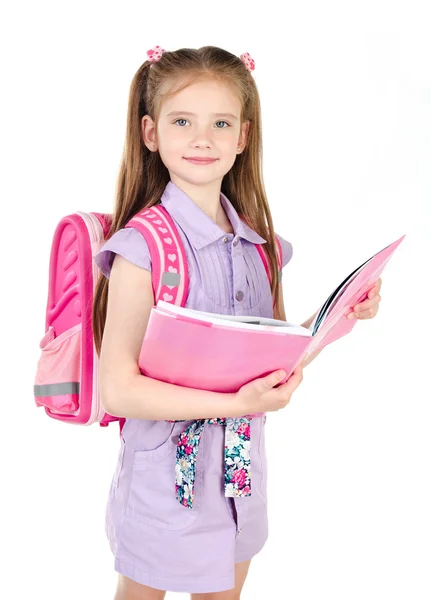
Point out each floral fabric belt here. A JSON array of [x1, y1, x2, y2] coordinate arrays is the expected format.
[[169, 416, 254, 509]]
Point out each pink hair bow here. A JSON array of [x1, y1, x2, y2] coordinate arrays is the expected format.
[[240, 52, 255, 72], [146, 45, 165, 63]]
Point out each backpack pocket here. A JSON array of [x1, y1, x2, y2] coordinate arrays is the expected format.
[[34, 323, 82, 414]]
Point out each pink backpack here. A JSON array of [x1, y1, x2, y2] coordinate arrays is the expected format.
[[34, 205, 282, 428]]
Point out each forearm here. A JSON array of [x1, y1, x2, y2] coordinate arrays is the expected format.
[[101, 372, 239, 421], [300, 310, 323, 367], [301, 310, 319, 331], [302, 346, 324, 367]]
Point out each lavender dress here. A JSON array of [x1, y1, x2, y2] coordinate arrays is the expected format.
[[94, 181, 293, 594]]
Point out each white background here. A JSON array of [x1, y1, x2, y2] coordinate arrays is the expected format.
[[1, 1, 430, 598]]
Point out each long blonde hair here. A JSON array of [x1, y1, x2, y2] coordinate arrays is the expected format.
[[92, 45, 281, 356]]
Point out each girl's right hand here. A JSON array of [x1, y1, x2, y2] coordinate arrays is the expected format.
[[234, 365, 304, 415]]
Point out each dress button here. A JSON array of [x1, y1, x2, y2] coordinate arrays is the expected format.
[[235, 291, 244, 302], [233, 238, 239, 247], [222, 236, 229, 243]]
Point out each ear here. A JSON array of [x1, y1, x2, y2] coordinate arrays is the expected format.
[[141, 115, 158, 152], [237, 120, 250, 154]]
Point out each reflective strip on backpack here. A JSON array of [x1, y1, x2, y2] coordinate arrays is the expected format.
[[161, 272, 181, 287], [34, 382, 80, 397]]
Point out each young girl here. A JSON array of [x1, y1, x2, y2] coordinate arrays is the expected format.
[[92, 45, 381, 600]]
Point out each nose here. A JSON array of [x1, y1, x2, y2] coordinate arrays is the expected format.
[[190, 123, 213, 149]]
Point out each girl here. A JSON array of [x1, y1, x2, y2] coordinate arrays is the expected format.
[[92, 45, 382, 600]]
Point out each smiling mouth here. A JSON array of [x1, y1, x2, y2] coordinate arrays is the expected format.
[[184, 157, 218, 164]]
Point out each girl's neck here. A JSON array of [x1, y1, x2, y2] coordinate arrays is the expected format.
[[171, 177, 234, 234]]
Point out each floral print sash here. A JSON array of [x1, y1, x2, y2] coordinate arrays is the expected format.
[[171, 417, 253, 509]]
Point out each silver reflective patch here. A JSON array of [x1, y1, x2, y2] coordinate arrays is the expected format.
[[161, 272, 181, 287], [34, 382, 80, 397]]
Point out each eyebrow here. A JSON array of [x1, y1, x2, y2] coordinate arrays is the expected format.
[[166, 111, 238, 120]]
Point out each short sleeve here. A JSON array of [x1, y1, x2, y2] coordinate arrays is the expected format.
[[275, 233, 293, 268], [93, 228, 152, 279]]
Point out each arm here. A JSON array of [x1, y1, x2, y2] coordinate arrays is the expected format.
[[275, 286, 323, 368], [99, 255, 238, 421], [300, 310, 324, 367]]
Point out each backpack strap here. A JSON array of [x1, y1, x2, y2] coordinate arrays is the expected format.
[[126, 204, 281, 305], [255, 236, 283, 285], [238, 214, 283, 290], [119, 205, 189, 437], [125, 205, 189, 307]]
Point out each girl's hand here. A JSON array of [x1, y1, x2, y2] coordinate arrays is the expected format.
[[346, 277, 382, 320], [234, 365, 304, 415]]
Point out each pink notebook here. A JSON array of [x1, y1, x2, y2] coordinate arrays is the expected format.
[[138, 235, 405, 393]]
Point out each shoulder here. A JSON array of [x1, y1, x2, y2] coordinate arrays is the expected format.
[[93, 227, 151, 278]]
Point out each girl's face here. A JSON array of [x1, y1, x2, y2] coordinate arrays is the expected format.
[[142, 79, 249, 189]]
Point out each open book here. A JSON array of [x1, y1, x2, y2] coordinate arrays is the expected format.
[[138, 234, 405, 393]]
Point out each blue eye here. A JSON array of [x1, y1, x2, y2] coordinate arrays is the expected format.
[[173, 119, 230, 128]]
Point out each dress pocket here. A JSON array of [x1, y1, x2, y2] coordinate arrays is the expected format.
[[125, 423, 201, 530]]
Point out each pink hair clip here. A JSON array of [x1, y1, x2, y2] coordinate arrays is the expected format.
[[146, 45, 166, 63], [240, 52, 255, 72]]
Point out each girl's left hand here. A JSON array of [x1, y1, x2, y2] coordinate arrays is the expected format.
[[346, 277, 382, 320]]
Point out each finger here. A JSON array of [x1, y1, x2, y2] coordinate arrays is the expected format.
[[351, 304, 380, 320], [276, 367, 303, 394], [369, 278, 382, 297], [253, 370, 286, 393], [347, 295, 380, 319], [360, 304, 379, 319], [353, 295, 381, 312]]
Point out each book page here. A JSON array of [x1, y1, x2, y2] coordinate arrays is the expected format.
[[310, 236, 403, 335], [155, 301, 312, 337]]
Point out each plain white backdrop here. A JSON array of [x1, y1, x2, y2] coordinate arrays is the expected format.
[[1, 1, 430, 598]]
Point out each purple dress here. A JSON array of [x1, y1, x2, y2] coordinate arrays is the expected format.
[[94, 181, 293, 594]]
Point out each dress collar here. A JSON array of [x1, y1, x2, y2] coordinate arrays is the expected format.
[[160, 181, 266, 249]]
